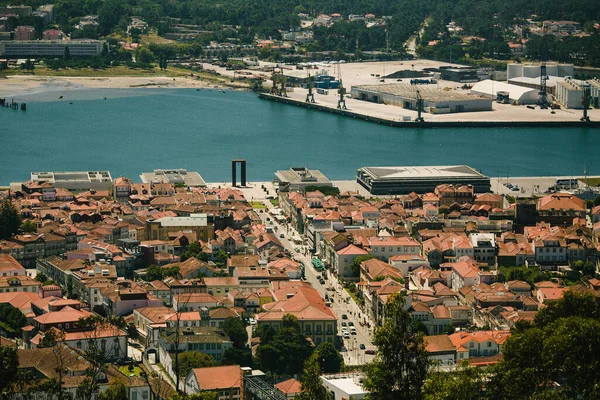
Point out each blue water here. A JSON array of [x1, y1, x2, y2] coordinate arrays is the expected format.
[[1, 88, 599, 183]]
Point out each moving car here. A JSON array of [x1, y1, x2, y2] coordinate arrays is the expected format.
[[365, 349, 376, 355], [359, 343, 366, 350]]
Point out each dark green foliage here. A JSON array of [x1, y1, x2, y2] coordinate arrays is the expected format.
[[486, 291, 600, 399], [312, 342, 343, 373], [176, 352, 217, 380], [146, 265, 179, 281], [180, 241, 210, 262], [423, 361, 484, 400], [0, 304, 27, 337], [296, 352, 329, 400], [255, 315, 313, 376], [20, 220, 37, 234], [0, 197, 21, 240], [363, 293, 429, 399], [222, 317, 248, 349], [350, 254, 374, 277], [97, 381, 127, 400], [0, 345, 18, 396], [221, 347, 253, 367]]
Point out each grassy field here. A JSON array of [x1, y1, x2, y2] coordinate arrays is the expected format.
[[581, 177, 600, 187], [119, 365, 143, 377], [249, 201, 267, 209], [269, 198, 279, 207]]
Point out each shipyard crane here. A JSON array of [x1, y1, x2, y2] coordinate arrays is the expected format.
[[581, 84, 591, 122], [305, 73, 315, 103], [335, 62, 347, 109], [415, 89, 425, 122], [538, 22, 550, 108], [270, 70, 280, 96]]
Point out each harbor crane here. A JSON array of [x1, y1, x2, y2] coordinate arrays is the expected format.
[[305, 73, 315, 103], [415, 90, 425, 122], [335, 62, 347, 109], [581, 84, 591, 122]]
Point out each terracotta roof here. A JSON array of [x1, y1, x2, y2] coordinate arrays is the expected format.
[[449, 330, 510, 348], [191, 365, 241, 391], [275, 378, 302, 395], [424, 335, 455, 353], [337, 244, 368, 256], [0, 254, 26, 272]]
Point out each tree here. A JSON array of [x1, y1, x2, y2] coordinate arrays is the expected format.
[[135, 46, 155, 64], [363, 293, 429, 400], [0, 197, 21, 240], [169, 392, 218, 400], [350, 254, 374, 277], [312, 342, 343, 373], [222, 347, 253, 367], [147, 265, 179, 281], [423, 361, 484, 400], [296, 352, 328, 400], [176, 352, 217, 381], [97, 381, 127, 400], [222, 317, 248, 349], [0, 345, 18, 397], [534, 290, 600, 328], [255, 314, 313, 376], [20, 220, 37, 234]]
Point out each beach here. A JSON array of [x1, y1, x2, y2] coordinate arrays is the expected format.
[[0, 74, 233, 98]]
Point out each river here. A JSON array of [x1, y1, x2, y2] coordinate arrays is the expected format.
[[1, 88, 599, 184]]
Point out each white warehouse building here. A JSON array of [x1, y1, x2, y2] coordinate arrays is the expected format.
[[351, 83, 492, 114], [471, 80, 538, 105], [555, 77, 588, 109]]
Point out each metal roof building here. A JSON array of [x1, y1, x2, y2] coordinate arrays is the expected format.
[[356, 165, 491, 195], [351, 83, 492, 114], [471, 80, 538, 105]]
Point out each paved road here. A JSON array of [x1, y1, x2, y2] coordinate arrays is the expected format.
[[245, 188, 376, 366]]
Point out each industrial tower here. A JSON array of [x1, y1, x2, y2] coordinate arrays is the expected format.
[[305, 73, 315, 103]]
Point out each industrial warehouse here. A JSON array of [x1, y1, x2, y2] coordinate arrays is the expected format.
[[356, 165, 491, 195], [350, 83, 492, 114]]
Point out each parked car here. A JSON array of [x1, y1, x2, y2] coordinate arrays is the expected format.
[[365, 349, 376, 355], [348, 322, 354, 327], [359, 343, 366, 350], [341, 322, 347, 327], [342, 314, 348, 320]]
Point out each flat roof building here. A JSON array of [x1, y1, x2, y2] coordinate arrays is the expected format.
[[30, 171, 113, 191], [320, 373, 368, 400], [351, 83, 492, 114], [356, 165, 491, 195], [275, 167, 332, 191], [555, 77, 588, 109], [140, 169, 206, 187], [0, 40, 104, 57]]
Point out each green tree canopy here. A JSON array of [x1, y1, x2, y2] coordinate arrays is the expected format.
[[222, 317, 248, 349], [97, 381, 127, 400], [0, 345, 18, 396], [0, 197, 21, 240], [176, 351, 217, 380], [350, 254, 375, 277], [146, 265, 179, 281], [312, 342, 343, 373], [296, 351, 328, 400], [255, 314, 313, 376], [423, 361, 484, 400], [363, 293, 430, 400], [20, 220, 37, 234]]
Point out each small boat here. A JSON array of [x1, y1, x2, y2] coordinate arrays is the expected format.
[[58, 95, 63, 99], [69, 102, 73, 105], [104, 97, 107, 100]]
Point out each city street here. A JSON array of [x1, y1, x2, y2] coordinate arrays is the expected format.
[[240, 184, 377, 366]]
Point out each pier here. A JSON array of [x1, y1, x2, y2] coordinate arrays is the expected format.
[[258, 93, 600, 128], [1, 98, 26, 111]]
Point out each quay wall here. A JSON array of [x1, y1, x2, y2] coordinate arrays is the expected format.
[[258, 93, 600, 128]]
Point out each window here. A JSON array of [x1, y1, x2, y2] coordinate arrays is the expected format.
[[77, 341, 82, 349], [488, 342, 492, 347], [469, 342, 474, 348]]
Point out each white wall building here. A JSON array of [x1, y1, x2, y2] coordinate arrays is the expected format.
[[321, 374, 368, 400]]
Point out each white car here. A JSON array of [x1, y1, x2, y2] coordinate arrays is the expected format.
[[249, 318, 257, 325]]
